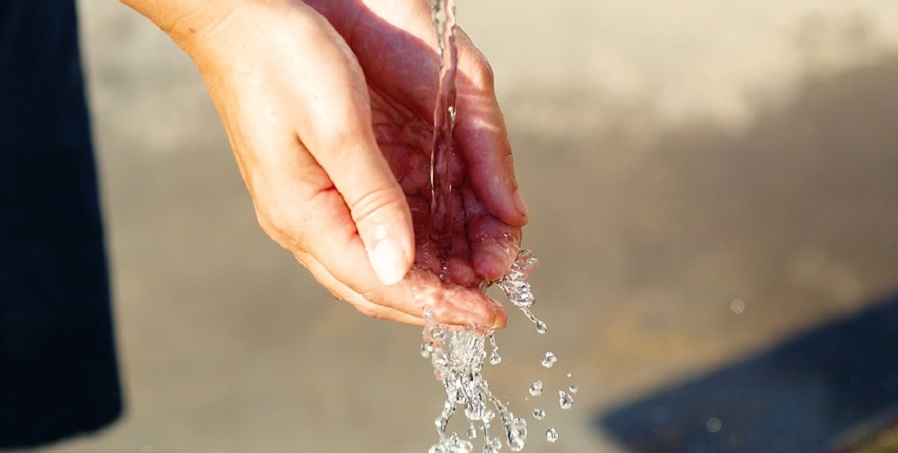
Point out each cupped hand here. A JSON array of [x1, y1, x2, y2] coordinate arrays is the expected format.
[[152, 0, 528, 327]]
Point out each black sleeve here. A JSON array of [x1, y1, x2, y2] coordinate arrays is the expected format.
[[0, 0, 123, 447]]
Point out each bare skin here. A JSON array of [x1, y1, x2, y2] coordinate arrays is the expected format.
[[123, 0, 528, 327]]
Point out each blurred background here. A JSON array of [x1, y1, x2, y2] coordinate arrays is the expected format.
[[22, 0, 898, 451]]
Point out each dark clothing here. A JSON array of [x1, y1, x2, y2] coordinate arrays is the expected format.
[[1, 0, 122, 447]]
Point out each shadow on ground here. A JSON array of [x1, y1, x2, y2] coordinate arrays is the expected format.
[[597, 291, 898, 452], [593, 54, 898, 453]]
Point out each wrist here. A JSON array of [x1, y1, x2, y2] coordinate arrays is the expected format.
[[121, 0, 264, 61]]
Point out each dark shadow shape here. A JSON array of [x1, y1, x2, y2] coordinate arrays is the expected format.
[[597, 291, 898, 453]]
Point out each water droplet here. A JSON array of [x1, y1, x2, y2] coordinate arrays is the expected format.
[[541, 352, 557, 368], [451, 435, 473, 452], [535, 320, 548, 334], [706, 417, 722, 433], [467, 424, 478, 439], [529, 380, 543, 397], [465, 396, 486, 421], [559, 391, 574, 410], [432, 350, 448, 370], [569, 385, 579, 394], [731, 299, 745, 314], [532, 408, 546, 420], [506, 418, 528, 452], [487, 334, 501, 365], [546, 428, 559, 443], [428, 325, 447, 343]]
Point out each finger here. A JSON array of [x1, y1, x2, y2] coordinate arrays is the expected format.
[[446, 191, 477, 286], [293, 8, 414, 286], [463, 186, 522, 281], [295, 198, 505, 328], [406, 268, 507, 329], [453, 30, 529, 228]]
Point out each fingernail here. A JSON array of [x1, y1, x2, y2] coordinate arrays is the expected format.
[[513, 188, 529, 221], [369, 237, 409, 285]]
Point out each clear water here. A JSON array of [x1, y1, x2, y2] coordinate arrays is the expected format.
[[429, 0, 458, 245], [421, 253, 534, 452], [421, 249, 579, 451], [558, 391, 574, 410], [541, 352, 557, 368], [420, 1, 576, 450], [528, 380, 543, 397], [488, 335, 502, 365]]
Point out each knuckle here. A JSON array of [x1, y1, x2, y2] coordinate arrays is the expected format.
[[348, 186, 405, 226], [319, 121, 371, 161]]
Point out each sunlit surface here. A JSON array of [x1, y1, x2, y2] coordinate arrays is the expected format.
[[28, 1, 898, 452]]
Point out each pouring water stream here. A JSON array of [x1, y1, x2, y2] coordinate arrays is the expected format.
[[419, 1, 573, 451]]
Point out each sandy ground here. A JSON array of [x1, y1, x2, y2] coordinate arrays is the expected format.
[[15, 1, 898, 452]]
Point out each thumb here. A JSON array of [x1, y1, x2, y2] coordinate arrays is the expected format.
[[307, 112, 414, 286], [306, 121, 414, 286], [345, 167, 415, 286], [295, 17, 414, 286]]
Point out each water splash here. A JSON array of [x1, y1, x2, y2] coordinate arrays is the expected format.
[[420, 247, 584, 450], [421, 325, 523, 451], [422, 251, 543, 452]]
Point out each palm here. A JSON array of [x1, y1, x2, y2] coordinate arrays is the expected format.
[[342, 4, 524, 286]]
